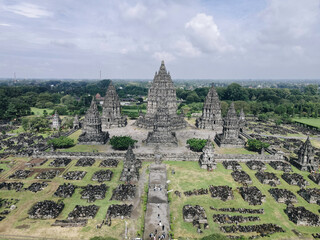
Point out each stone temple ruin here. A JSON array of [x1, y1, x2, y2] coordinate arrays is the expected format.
[[51, 111, 61, 130], [298, 188, 320, 204], [199, 138, 216, 170], [28, 200, 64, 219], [102, 81, 127, 130], [78, 98, 109, 145], [293, 137, 319, 171], [215, 102, 245, 148], [196, 85, 223, 132], [285, 204, 320, 226], [144, 98, 178, 146], [120, 146, 141, 182], [183, 205, 208, 232], [73, 114, 81, 129], [268, 188, 297, 203], [239, 186, 266, 205], [136, 61, 186, 130], [309, 173, 320, 185]]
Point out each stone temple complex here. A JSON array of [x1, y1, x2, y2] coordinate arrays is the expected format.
[[51, 111, 61, 130], [136, 61, 186, 130], [144, 98, 178, 146], [78, 98, 109, 145], [196, 85, 223, 132], [215, 102, 245, 148], [199, 137, 216, 170], [293, 137, 318, 171], [102, 81, 127, 130]]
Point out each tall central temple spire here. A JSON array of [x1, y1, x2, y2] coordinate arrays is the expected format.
[[136, 60, 186, 130]]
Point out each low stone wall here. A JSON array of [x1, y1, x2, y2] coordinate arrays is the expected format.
[[33, 151, 284, 163]]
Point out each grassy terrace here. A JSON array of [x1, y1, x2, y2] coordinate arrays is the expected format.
[[293, 117, 320, 129], [30, 107, 54, 116], [0, 157, 147, 239], [165, 161, 320, 239]]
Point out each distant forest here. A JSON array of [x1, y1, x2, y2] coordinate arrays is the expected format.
[[0, 79, 319, 122]]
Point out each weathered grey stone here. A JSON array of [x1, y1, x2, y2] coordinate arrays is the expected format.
[[51, 111, 61, 130], [293, 137, 318, 171], [215, 102, 245, 148], [136, 61, 186, 130], [102, 81, 127, 130], [196, 85, 222, 131], [199, 138, 216, 170], [78, 98, 109, 144], [144, 98, 178, 146]]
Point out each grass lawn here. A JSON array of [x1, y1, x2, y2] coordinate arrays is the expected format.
[[215, 147, 257, 155], [57, 144, 107, 153], [293, 117, 320, 129], [165, 161, 320, 239], [0, 158, 147, 240], [30, 107, 54, 116]]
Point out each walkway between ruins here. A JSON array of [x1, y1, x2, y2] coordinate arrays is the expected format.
[[143, 163, 170, 240]]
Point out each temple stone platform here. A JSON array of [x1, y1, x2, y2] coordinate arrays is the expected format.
[[144, 163, 170, 240]]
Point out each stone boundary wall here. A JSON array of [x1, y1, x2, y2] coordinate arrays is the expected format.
[[33, 151, 284, 162]]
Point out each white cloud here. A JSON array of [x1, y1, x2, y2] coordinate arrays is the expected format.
[[185, 13, 234, 53], [4, 3, 52, 18], [0, 23, 11, 27], [122, 2, 147, 20], [259, 0, 320, 43], [174, 39, 201, 57], [152, 51, 175, 62]]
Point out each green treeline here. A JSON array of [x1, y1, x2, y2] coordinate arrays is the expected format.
[[0, 80, 319, 121]]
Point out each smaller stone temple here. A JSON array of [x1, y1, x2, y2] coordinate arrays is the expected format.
[[51, 111, 61, 130], [78, 98, 109, 145], [120, 146, 141, 182], [199, 137, 216, 170], [293, 137, 318, 171], [196, 85, 223, 132], [102, 81, 127, 130], [215, 102, 245, 148], [144, 98, 178, 146], [73, 115, 80, 129]]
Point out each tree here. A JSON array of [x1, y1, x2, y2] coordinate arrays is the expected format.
[[26, 117, 49, 132], [109, 136, 138, 150], [186, 138, 210, 152], [223, 83, 248, 101], [47, 136, 75, 149], [247, 139, 270, 152]]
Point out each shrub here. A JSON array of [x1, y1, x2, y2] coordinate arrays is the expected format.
[[47, 136, 75, 149], [186, 138, 209, 152], [109, 136, 138, 150], [247, 139, 270, 152]]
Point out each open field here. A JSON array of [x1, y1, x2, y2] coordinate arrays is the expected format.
[[165, 161, 320, 239], [0, 157, 148, 240], [293, 117, 320, 129], [30, 107, 54, 116]]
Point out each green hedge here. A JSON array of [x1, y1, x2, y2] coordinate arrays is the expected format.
[[186, 138, 210, 152], [109, 136, 138, 150], [47, 136, 75, 149]]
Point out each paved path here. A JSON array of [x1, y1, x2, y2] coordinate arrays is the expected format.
[[144, 163, 170, 240]]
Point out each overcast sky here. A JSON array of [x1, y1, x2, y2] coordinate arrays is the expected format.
[[0, 0, 320, 79]]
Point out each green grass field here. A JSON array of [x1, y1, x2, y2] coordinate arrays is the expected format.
[[0, 157, 147, 240], [30, 107, 54, 116], [293, 117, 320, 129], [165, 161, 320, 239]]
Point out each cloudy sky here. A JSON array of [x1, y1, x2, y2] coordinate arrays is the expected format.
[[0, 0, 320, 79]]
